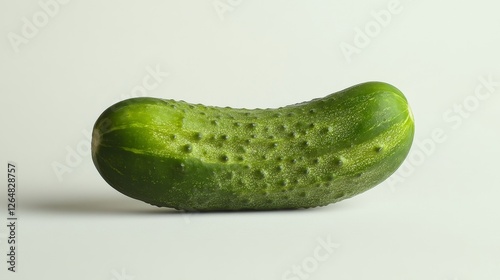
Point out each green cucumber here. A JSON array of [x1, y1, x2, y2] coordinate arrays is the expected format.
[[92, 81, 414, 211]]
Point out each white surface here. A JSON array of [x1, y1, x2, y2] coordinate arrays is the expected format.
[[1, 0, 500, 279]]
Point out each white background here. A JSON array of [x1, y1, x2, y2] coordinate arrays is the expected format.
[[1, 0, 499, 279]]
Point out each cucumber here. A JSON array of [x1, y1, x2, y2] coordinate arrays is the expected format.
[[92, 81, 414, 211]]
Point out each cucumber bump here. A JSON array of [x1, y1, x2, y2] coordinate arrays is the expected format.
[[92, 82, 414, 211]]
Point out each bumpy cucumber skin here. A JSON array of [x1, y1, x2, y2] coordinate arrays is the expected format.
[[92, 82, 414, 211]]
